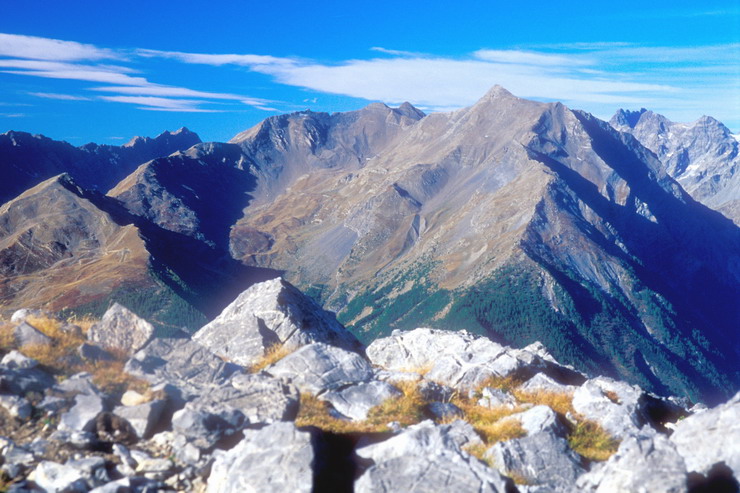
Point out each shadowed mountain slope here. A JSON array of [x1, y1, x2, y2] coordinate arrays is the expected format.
[[0, 127, 201, 205]]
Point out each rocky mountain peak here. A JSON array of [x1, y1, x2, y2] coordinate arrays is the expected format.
[[611, 108, 740, 223], [398, 101, 426, 120], [481, 84, 517, 101], [610, 108, 649, 129]]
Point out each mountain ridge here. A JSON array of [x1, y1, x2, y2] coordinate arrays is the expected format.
[[1, 89, 738, 403]]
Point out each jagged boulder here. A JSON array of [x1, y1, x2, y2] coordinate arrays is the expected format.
[[192, 278, 363, 367], [486, 431, 586, 491], [58, 393, 107, 433], [355, 420, 510, 493], [670, 390, 740, 477], [87, 303, 154, 355], [14, 321, 52, 347], [0, 437, 35, 480], [170, 373, 300, 449], [577, 427, 688, 493], [124, 337, 242, 399], [207, 422, 315, 493], [30, 461, 90, 492], [571, 377, 646, 439], [367, 328, 575, 390], [519, 372, 578, 394], [266, 343, 373, 394], [113, 399, 167, 439], [322, 380, 401, 420], [507, 405, 569, 437], [1, 350, 38, 369]]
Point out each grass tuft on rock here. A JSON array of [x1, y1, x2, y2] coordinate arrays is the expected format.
[[4, 314, 149, 398], [513, 389, 574, 415], [249, 343, 294, 373], [568, 419, 620, 461]]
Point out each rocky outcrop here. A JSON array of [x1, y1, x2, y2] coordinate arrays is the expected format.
[[486, 431, 586, 491], [355, 420, 512, 493], [1, 288, 739, 492], [207, 422, 315, 493], [670, 391, 740, 477], [577, 427, 688, 493], [367, 328, 582, 389], [266, 342, 373, 394], [87, 303, 154, 355], [192, 278, 363, 367]]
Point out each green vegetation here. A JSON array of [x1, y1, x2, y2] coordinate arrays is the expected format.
[[339, 260, 723, 402], [442, 265, 599, 373], [60, 278, 207, 337], [337, 261, 451, 344]]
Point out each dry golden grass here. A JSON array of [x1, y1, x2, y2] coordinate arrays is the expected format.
[[249, 343, 294, 373], [476, 418, 526, 444], [90, 360, 150, 395], [451, 389, 525, 445], [0, 322, 14, 350], [296, 380, 428, 433], [568, 419, 620, 461], [64, 314, 97, 334], [365, 380, 426, 427], [463, 442, 492, 465], [295, 393, 378, 433], [506, 472, 534, 486], [513, 389, 574, 415], [12, 314, 149, 397], [475, 375, 524, 394]]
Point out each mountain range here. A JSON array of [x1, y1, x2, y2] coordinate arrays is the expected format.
[[1, 86, 738, 404]]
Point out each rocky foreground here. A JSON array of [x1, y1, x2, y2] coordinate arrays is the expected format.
[[0, 278, 738, 492]]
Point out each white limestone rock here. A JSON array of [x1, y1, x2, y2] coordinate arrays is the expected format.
[[577, 427, 688, 493], [266, 343, 373, 394], [87, 303, 154, 355], [670, 390, 740, 477], [322, 380, 401, 420], [192, 278, 363, 367], [207, 422, 315, 493]]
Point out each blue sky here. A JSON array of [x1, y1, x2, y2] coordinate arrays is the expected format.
[[1, 0, 738, 145]]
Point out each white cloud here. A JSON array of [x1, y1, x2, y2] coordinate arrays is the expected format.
[[99, 95, 219, 112], [90, 85, 244, 100], [370, 47, 426, 57], [0, 33, 120, 61], [137, 48, 296, 68], [0, 33, 278, 114], [28, 92, 91, 101]]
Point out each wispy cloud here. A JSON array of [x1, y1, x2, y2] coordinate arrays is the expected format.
[[99, 95, 220, 112], [0, 33, 120, 61], [28, 92, 91, 101], [370, 47, 426, 58], [137, 48, 296, 68], [0, 33, 279, 113], [0, 113, 25, 118], [2, 31, 738, 127], [147, 42, 736, 125]]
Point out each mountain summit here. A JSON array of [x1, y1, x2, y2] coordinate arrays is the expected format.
[[610, 109, 740, 224]]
